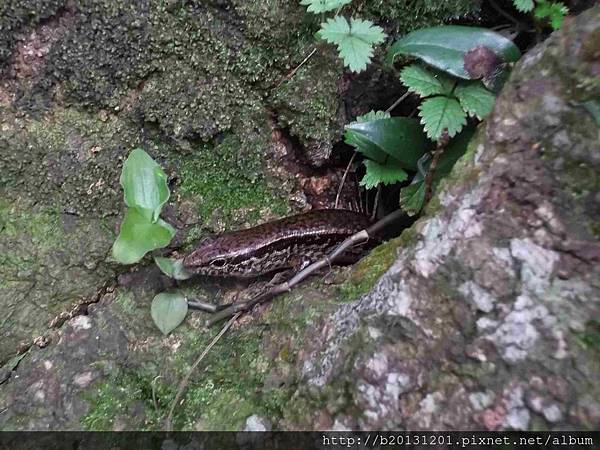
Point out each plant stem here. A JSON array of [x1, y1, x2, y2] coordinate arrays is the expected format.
[[423, 135, 449, 205]]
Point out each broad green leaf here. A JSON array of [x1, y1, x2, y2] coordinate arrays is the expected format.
[[387, 26, 521, 79], [154, 257, 194, 280], [360, 160, 408, 189], [318, 16, 386, 72], [345, 117, 430, 170], [400, 127, 475, 215], [151, 292, 188, 335], [345, 130, 388, 163], [418, 96, 467, 140], [300, 0, 352, 13], [112, 208, 176, 264], [455, 82, 496, 119], [400, 64, 454, 97], [120, 148, 170, 222], [513, 0, 534, 12]]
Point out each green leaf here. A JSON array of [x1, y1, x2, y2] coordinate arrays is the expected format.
[[534, 0, 568, 29], [455, 82, 496, 119], [360, 160, 408, 189], [400, 64, 455, 97], [419, 96, 467, 141], [400, 127, 475, 215], [318, 16, 386, 72], [299, 0, 352, 13], [513, 0, 534, 12], [345, 117, 430, 170], [112, 208, 176, 264], [154, 257, 194, 280], [151, 292, 188, 335], [120, 148, 170, 223], [582, 100, 600, 126], [387, 26, 521, 79], [356, 110, 391, 122], [400, 182, 426, 216]]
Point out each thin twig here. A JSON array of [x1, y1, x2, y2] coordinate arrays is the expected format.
[[165, 312, 241, 431], [207, 209, 411, 326], [275, 48, 318, 89], [335, 151, 357, 209], [386, 91, 411, 113]]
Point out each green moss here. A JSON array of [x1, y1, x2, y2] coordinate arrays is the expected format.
[[176, 134, 289, 226], [354, 0, 478, 34], [337, 230, 414, 302], [0, 107, 150, 217], [576, 320, 600, 352], [82, 371, 172, 431]]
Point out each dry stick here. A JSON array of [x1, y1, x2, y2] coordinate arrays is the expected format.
[[386, 91, 411, 113], [165, 312, 241, 431], [371, 184, 381, 222], [334, 151, 357, 209], [207, 209, 409, 327], [275, 47, 318, 89]]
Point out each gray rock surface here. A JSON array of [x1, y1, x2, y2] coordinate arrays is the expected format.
[[290, 7, 600, 430]]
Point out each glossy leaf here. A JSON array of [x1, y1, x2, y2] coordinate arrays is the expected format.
[[112, 208, 176, 264], [154, 257, 194, 280], [345, 117, 430, 170], [388, 26, 521, 79], [151, 292, 188, 335], [120, 148, 170, 222]]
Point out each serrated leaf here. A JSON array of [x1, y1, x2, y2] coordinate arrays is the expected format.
[[418, 96, 467, 140], [112, 208, 176, 264], [400, 127, 475, 215], [534, 0, 568, 29], [387, 26, 521, 79], [151, 292, 188, 335], [120, 148, 170, 223], [345, 117, 430, 170], [400, 64, 454, 97], [455, 82, 496, 119], [299, 0, 352, 13], [513, 0, 535, 12], [319, 16, 386, 72], [154, 257, 194, 280], [360, 160, 408, 189], [356, 110, 391, 122]]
